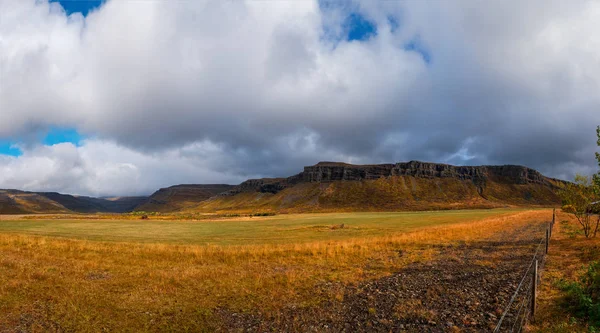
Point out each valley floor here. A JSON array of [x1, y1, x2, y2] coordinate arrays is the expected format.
[[0, 209, 553, 332]]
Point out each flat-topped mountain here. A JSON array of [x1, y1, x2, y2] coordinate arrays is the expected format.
[[220, 161, 562, 195], [199, 161, 565, 213], [0, 161, 566, 214]]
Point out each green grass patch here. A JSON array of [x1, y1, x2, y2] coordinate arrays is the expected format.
[[558, 261, 600, 329]]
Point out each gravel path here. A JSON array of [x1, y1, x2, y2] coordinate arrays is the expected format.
[[219, 222, 547, 332]]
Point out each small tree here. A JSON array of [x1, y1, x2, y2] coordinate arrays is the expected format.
[[560, 175, 599, 238]]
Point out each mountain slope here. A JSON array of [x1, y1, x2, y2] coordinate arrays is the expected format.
[[0, 190, 69, 214], [40, 193, 147, 213], [194, 161, 565, 213], [0, 161, 566, 215], [135, 184, 236, 212], [0, 190, 147, 214]]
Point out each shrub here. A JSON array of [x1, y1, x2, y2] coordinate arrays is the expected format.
[[558, 261, 600, 328], [249, 212, 276, 217], [130, 211, 159, 217]]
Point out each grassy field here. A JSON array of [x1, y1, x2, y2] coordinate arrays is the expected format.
[[0, 209, 549, 332], [0, 209, 523, 245]]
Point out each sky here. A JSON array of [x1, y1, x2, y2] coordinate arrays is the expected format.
[[1, 0, 599, 197]]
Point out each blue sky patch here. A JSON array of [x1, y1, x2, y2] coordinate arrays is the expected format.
[[345, 13, 377, 41], [387, 16, 400, 33], [0, 141, 22, 157], [317, 1, 378, 44], [43, 127, 84, 146], [51, 0, 103, 16], [404, 37, 432, 64]]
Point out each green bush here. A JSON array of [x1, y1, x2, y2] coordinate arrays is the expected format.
[[558, 261, 600, 328], [249, 212, 276, 217]]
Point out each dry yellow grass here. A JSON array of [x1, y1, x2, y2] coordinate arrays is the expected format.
[[531, 211, 600, 332], [0, 209, 551, 332]]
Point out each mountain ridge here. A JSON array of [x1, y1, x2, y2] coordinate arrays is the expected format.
[[0, 189, 147, 214], [0, 161, 567, 214], [221, 160, 564, 195], [200, 161, 566, 213], [135, 184, 236, 212]]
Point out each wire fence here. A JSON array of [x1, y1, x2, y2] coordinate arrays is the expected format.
[[493, 209, 556, 332]]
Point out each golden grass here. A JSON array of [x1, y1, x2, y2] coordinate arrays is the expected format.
[[530, 211, 600, 332], [0, 210, 551, 332], [0, 209, 528, 246]]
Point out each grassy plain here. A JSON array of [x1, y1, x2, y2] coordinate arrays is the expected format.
[[0, 209, 522, 245], [0, 209, 549, 332]]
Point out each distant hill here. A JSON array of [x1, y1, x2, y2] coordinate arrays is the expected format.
[[0, 190, 146, 214], [134, 184, 236, 212], [0, 190, 67, 214], [193, 161, 566, 213]]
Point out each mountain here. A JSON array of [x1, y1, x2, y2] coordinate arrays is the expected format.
[[0, 190, 68, 214], [0, 161, 566, 215], [0, 190, 146, 214], [193, 161, 566, 213], [134, 184, 236, 212]]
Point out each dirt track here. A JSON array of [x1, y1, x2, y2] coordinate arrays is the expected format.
[[219, 221, 547, 332]]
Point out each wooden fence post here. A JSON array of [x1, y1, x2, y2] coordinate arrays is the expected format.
[[531, 259, 538, 321], [546, 228, 549, 254]]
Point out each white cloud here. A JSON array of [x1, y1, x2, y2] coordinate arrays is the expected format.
[[0, 0, 599, 195], [0, 140, 241, 196], [0, 132, 361, 196]]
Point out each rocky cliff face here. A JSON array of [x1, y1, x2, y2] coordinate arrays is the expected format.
[[224, 178, 286, 195], [224, 161, 563, 195]]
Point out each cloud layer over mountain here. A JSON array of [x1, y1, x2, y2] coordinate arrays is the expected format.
[[1, 0, 599, 196]]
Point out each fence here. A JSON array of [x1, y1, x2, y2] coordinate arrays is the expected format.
[[492, 209, 556, 332]]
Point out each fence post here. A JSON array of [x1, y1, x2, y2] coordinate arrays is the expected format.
[[531, 259, 538, 322], [546, 229, 550, 254]]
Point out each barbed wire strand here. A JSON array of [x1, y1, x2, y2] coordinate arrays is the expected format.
[[493, 226, 548, 332]]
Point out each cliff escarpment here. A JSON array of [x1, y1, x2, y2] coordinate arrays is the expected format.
[[204, 161, 564, 213], [223, 161, 562, 196], [1, 161, 565, 214]]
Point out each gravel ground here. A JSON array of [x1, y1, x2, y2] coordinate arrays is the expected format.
[[218, 222, 547, 332]]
